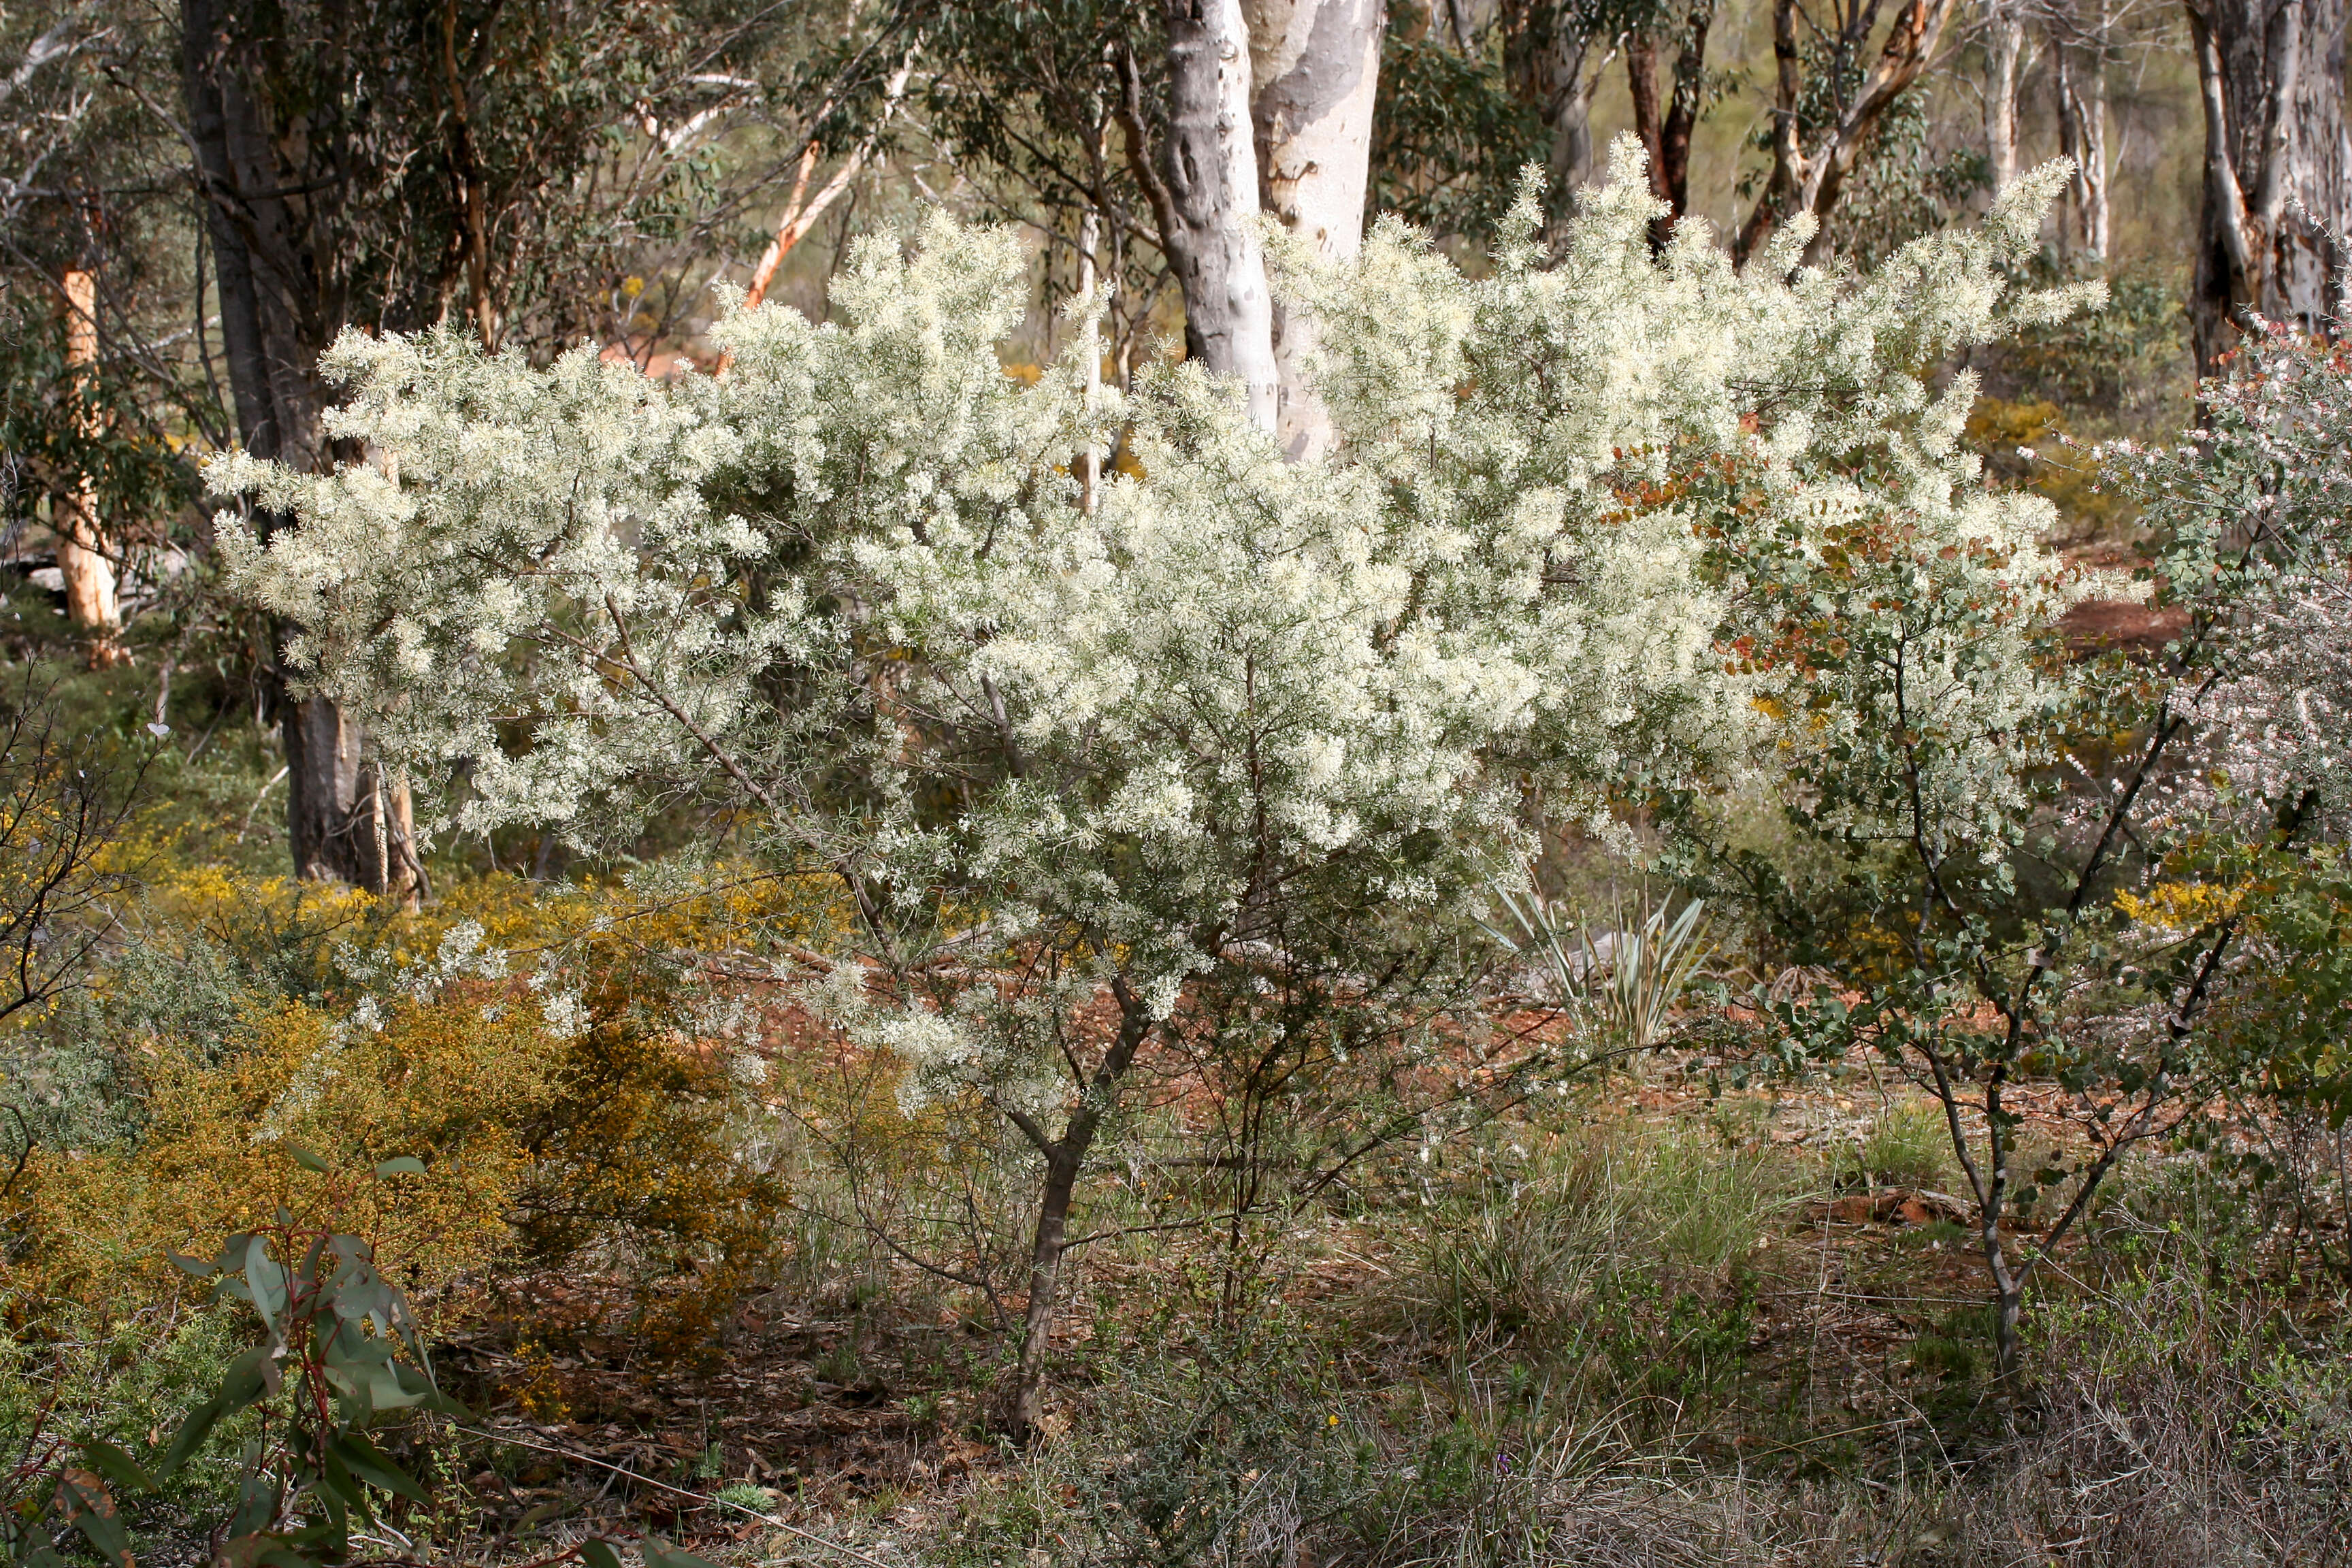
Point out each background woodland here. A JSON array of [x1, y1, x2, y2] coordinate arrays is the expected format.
[[1, 1, 2351, 1565]]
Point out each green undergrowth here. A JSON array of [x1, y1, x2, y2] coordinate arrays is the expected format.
[[917, 1100, 2352, 1567]]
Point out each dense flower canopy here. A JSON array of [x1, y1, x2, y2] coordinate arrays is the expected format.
[[2108, 322, 2352, 841], [217, 143, 2091, 1079]]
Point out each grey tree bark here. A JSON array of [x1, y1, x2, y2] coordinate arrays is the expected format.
[[2055, 0, 2111, 263], [2185, 0, 2351, 377], [182, 0, 420, 899], [1148, 0, 1279, 432], [1241, 0, 1385, 459], [1983, 0, 2030, 192]]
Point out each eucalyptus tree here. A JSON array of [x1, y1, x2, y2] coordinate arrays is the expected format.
[[2052, 0, 2117, 264], [0, 5, 212, 656], [1624, 0, 1716, 243], [1369, 10, 1545, 246], [178, 0, 822, 890], [2184, 0, 2349, 374], [1243, 0, 1388, 457], [928, 0, 1385, 453], [1496, 0, 1631, 231], [1733, 0, 1963, 266], [1982, 0, 2034, 195], [1152, 0, 1282, 429], [920, 0, 1172, 383]]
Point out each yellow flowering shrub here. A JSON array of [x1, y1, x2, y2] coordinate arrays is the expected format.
[[14, 985, 545, 1312], [2114, 878, 2249, 934], [10, 864, 816, 1354]]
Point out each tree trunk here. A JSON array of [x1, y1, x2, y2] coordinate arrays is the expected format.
[[183, 0, 417, 900], [1158, 0, 1279, 433], [2185, 0, 2351, 377], [1736, 0, 1961, 266], [1926, 1060, 2030, 1389], [1976, 1083, 2027, 1388], [2055, 1, 2110, 265], [56, 270, 122, 662], [1984, 0, 2027, 193], [1991, 1269, 2025, 1386], [1009, 1146, 1083, 1441], [1499, 0, 1609, 235], [1242, 0, 1384, 461], [1659, 1, 1714, 223], [438, 0, 500, 348], [1627, 29, 1669, 203], [1077, 208, 1103, 510], [1006, 992, 1156, 1443], [1625, 2, 1714, 247]]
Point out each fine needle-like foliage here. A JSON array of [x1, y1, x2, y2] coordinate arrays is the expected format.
[[1676, 305, 2352, 1386], [215, 139, 2090, 1434]]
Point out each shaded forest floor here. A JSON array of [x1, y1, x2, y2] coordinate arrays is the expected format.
[[271, 1057, 2351, 1568]]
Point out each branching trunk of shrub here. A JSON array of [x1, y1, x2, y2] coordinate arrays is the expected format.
[[1003, 977, 1155, 1443], [0, 682, 146, 1029]]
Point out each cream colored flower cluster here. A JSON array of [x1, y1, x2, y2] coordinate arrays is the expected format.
[[218, 140, 2086, 1107]]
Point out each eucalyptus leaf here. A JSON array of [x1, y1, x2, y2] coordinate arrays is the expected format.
[[76, 1439, 154, 1495]]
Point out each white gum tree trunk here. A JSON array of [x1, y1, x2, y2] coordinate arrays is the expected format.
[[57, 269, 122, 659], [2056, 0, 2111, 265], [1983, 0, 2028, 192], [1161, 0, 1280, 433], [1242, 0, 1385, 460]]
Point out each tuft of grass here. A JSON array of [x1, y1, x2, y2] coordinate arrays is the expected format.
[[1385, 1121, 1794, 1346], [1838, 1100, 1959, 1192]]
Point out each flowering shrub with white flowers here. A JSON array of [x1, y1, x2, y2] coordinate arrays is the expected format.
[[2108, 322, 2352, 840], [2095, 327, 2352, 1245], [217, 141, 2091, 1429], [1681, 312, 2352, 1384]]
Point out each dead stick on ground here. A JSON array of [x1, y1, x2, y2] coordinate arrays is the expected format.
[[451, 1424, 896, 1568]]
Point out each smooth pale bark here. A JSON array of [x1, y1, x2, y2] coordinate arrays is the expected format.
[[1156, 0, 1279, 432], [56, 270, 122, 659], [1242, 0, 1384, 459], [2055, 1, 2111, 263], [2185, 0, 2350, 376], [1500, 0, 1608, 233], [182, 0, 419, 900], [1984, 0, 2028, 192], [1078, 207, 1103, 510]]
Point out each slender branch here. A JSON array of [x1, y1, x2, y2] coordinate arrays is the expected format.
[[444, 1425, 894, 1568], [1, 1104, 31, 1198], [742, 43, 920, 310], [596, 594, 778, 815]]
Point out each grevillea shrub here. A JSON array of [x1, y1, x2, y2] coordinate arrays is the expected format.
[[216, 142, 2091, 1429], [1672, 317, 2352, 1381]]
